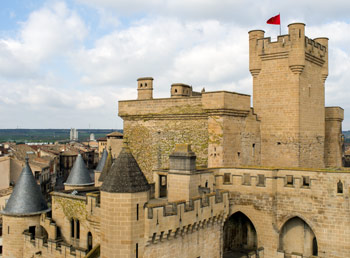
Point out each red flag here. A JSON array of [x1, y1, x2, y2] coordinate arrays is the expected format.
[[267, 14, 280, 25]]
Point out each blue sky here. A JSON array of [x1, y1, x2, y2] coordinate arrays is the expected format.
[[1, 0, 350, 129]]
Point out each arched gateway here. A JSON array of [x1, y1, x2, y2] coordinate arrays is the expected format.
[[223, 212, 257, 258]]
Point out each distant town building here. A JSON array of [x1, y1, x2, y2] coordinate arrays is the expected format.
[[89, 133, 95, 141], [70, 128, 78, 141]]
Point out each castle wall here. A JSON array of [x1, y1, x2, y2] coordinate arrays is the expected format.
[[2, 215, 41, 258], [299, 60, 325, 167], [107, 137, 123, 159], [144, 192, 229, 258], [120, 97, 208, 182], [143, 223, 222, 258], [51, 192, 101, 251], [216, 167, 350, 258]]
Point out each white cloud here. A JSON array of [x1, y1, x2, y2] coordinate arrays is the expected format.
[[0, 1, 87, 78], [1, 0, 350, 129]]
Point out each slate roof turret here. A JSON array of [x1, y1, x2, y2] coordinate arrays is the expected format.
[[95, 148, 108, 172], [101, 143, 150, 193], [98, 147, 112, 182], [65, 154, 94, 186], [1, 157, 49, 216]]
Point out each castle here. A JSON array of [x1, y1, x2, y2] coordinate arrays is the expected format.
[[1, 23, 348, 258]]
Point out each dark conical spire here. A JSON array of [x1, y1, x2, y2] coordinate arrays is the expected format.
[[65, 154, 94, 186], [96, 148, 108, 172], [2, 157, 49, 216], [101, 143, 150, 193], [98, 147, 112, 182]]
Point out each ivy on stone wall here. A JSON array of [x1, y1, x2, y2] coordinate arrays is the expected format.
[[55, 197, 87, 221]]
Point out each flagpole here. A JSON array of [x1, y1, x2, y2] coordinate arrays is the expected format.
[[279, 13, 281, 35]]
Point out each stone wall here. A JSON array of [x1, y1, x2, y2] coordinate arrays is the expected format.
[[2, 215, 41, 258], [50, 192, 101, 251], [119, 91, 260, 182], [100, 191, 148, 258], [215, 167, 350, 258]]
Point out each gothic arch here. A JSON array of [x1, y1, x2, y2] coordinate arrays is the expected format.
[[278, 213, 318, 236], [229, 207, 262, 241], [223, 211, 258, 256], [279, 216, 318, 257]]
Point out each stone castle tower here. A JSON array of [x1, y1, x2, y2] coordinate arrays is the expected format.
[[1, 158, 50, 257], [100, 143, 150, 258], [249, 23, 342, 168]]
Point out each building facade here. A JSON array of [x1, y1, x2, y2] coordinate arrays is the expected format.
[[1, 23, 348, 258]]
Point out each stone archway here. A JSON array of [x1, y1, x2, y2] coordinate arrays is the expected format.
[[279, 217, 318, 257], [223, 211, 257, 258]]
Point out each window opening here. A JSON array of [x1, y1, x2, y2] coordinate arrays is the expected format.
[[76, 220, 80, 239], [286, 175, 293, 186], [224, 173, 231, 184], [243, 173, 251, 185], [137, 204, 139, 221], [70, 219, 75, 238], [302, 176, 310, 187], [257, 174, 265, 186], [337, 180, 343, 194]]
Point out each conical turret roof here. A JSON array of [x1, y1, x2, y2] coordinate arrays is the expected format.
[[98, 148, 112, 182], [96, 148, 108, 172], [101, 145, 150, 193], [65, 154, 94, 186], [2, 157, 49, 216]]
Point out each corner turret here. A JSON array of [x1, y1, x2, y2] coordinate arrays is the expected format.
[[100, 142, 150, 258], [1, 157, 50, 257]]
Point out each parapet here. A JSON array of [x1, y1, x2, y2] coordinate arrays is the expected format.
[[249, 22, 328, 77], [202, 91, 251, 115], [325, 107, 344, 121], [144, 190, 229, 245]]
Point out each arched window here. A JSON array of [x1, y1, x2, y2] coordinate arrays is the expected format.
[[87, 232, 93, 251]]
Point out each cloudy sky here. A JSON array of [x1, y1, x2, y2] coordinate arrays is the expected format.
[[1, 0, 350, 129]]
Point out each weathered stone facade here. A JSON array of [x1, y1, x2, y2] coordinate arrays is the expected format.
[[1, 22, 347, 258]]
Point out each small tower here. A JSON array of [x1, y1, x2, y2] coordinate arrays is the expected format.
[[94, 148, 108, 186], [1, 157, 50, 258], [137, 77, 153, 100], [100, 142, 150, 258], [171, 83, 192, 98], [97, 147, 113, 184], [64, 154, 94, 190], [167, 144, 199, 202]]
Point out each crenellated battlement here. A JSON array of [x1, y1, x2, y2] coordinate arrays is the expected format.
[[249, 23, 328, 76], [144, 190, 229, 245]]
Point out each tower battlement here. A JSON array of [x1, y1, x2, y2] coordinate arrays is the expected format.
[[249, 23, 328, 78]]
